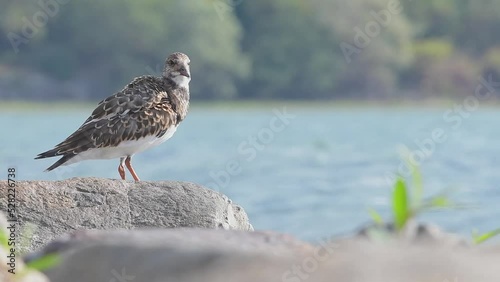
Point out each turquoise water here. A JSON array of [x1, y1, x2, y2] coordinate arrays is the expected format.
[[1, 106, 499, 241]]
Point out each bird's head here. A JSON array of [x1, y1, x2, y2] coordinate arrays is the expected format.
[[163, 52, 191, 89]]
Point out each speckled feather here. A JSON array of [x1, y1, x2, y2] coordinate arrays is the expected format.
[[36, 52, 191, 171]]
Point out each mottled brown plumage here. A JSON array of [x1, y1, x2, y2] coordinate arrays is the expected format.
[[36, 52, 191, 181]]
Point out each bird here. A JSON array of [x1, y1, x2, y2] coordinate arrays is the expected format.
[[35, 52, 191, 181]]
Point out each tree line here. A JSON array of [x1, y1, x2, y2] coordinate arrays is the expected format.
[[1, 0, 500, 100]]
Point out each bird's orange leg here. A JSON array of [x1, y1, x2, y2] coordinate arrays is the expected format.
[[118, 157, 126, 180], [125, 156, 141, 182]]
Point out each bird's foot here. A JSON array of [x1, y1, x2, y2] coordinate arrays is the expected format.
[[118, 165, 126, 180]]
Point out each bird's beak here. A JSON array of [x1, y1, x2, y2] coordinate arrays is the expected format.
[[179, 68, 190, 78]]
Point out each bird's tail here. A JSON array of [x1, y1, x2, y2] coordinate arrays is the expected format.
[[35, 148, 60, 160], [45, 155, 75, 171], [35, 149, 75, 171]]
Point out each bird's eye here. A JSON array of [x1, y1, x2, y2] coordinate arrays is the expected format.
[[168, 60, 175, 65]]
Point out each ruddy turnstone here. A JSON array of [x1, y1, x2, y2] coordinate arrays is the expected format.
[[35, 52, 191, 181]]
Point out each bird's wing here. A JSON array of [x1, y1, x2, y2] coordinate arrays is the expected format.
[[82, 76, 162, 126], [43, 76, 178, 157]]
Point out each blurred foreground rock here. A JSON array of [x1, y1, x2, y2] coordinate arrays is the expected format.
[[0, 213, 49, 282], [0, 178, 252, 252], [27, 228, 500, 282], [1, 177, 499, 282], [357, 220, 469, 247]]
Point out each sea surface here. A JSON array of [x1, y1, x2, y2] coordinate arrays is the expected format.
[[1, 105, 499, 242]]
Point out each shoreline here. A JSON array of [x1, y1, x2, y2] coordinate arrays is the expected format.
[[3, 98, 500, 112]]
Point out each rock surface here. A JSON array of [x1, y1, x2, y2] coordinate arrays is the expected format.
[[29, 228, 314, 260], [28, 229, 500, 282], [1, 177, 499, 282], [356, 220, 469, 247], [0, 178, 253, 252]]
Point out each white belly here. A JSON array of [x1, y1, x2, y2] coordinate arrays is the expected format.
[[64, 126, 177, 165]]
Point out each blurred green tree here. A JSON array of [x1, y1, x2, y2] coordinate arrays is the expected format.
[[2, 0, 500, 100], [235, 0, 341, 99], [403, 0, 461, 39], [312, 0, 414, 98], [456, 0, 500, 55], [1, 0, 249, 100]]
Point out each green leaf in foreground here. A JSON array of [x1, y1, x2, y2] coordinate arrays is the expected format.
[[368, 208, 384, 225], [472, 229, 500, 244], [429, 195, 452, 208], [393, 178, 409, 230], [25, 254, 60, 272], [409, 162, 424, 208], [0, 230, 8, 249], [398, 146, 423, 208]]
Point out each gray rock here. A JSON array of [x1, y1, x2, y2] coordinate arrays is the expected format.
[[28, 228, 314, 260], [356, 220, 469, 247], [29, 229, 500, 282], [0, 178, 253, 252], [33, 228, 313, 282]]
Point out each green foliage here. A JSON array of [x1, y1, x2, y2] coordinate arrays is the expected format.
[[455, 1, 500, 55], [482, 47, 500, 81], [25, 254, 60, 272], [483, 47, 500, 69], [413, 39, 454, 62], [0, 226, 60, 277], [2, 0, 500, 100], [369, 160, 499, 243], [404, 0, 461, 39], [406, 39, 480, 97], [312, 0, 414, 97], [392, 178, 410, 230], [235, 0, 340, 99], [368, 208, 384, 225], [409, 162, 423, 207], [1, 0, 248, 99], [472, 229, 500, 244], [371, 159, 465, 232], [0, 228, 8, 249]]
